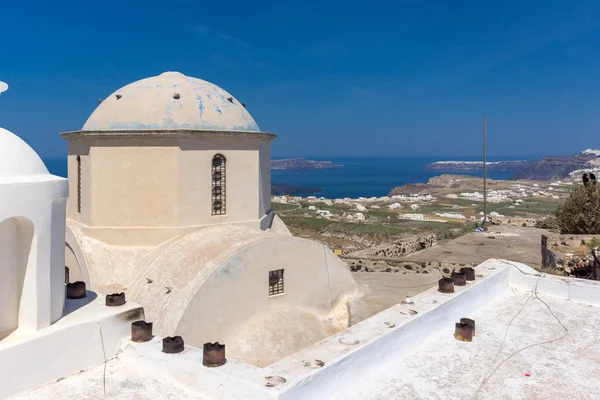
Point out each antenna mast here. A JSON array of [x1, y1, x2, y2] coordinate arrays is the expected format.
[[483, 114, 487, 225]]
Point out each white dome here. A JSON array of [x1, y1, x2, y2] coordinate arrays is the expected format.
[[82, 72, 260, 132], [0, 127, 49, 178]]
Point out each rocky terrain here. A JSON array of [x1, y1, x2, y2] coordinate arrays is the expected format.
[[425, 151, 600, 180], [389, 174, 484, 196], [511, 154, 597, 180], [271, 158, 342, 170]]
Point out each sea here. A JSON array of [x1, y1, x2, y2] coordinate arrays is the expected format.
[[43, 156, 533, 199]]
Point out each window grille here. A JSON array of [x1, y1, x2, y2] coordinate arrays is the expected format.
[[211, 154, 226, 215], [269, 269, 284, 296], [76, 155, 82, 214], [65, 266, 70, 284]]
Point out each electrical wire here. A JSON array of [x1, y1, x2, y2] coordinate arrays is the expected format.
[[497, 259, 544, 277], [472, 273, 569, 399], [98, 322, 108, 399]]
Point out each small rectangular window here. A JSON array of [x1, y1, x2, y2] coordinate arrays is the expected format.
[[76, 155, 82, 214], [269, 269, 284, 296]]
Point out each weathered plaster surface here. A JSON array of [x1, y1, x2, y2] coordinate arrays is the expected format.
[[0, 294, 144, 399], [0, 127, 68, 333], [11, 358, 205, 400], [66, 222, 358, 366], [11, 259, 600, 400], [336, 290, 600, 399], [82, 72, 260, 132]]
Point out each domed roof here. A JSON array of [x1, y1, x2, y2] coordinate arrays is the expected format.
[[0, 127, 49, 178], [82, 72, 260, 132]]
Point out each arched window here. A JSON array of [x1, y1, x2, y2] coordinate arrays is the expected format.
[[76, 155, 81, 214], [211, 154, 226, 215]]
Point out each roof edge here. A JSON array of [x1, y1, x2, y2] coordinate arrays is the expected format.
[[60, 129, 277, 141]]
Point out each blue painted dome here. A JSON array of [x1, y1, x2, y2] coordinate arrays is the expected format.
[[82, 72, 260, 132]]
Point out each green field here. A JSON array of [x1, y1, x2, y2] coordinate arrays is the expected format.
[[271, 202, 298, 212], [279, 214, 475, 240]]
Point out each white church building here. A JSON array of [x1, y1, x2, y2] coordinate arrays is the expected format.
[[0, 126, 143, 399], [61, 71, 358, 366], [0, 127, 68, 338], [3, 77, 600, 399]]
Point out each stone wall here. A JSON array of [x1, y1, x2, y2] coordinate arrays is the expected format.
[[344, 258, 476, 275], [493, 217, 538, 227], [367, 234, 436, 258], [541, 233, 600, 278]]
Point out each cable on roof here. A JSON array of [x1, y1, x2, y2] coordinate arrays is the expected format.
[[472, 272, 569, 399]]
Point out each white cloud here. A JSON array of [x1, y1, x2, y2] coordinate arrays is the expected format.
[[0, 81, 7, 94]]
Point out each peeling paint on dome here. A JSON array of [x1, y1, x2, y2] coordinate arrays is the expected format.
[[82, 72, 260, 132]]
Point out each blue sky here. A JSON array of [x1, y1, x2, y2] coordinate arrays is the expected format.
[[1, 0, 599, 158]]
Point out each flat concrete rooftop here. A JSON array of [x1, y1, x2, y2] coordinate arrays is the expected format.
[[11, 259, 600, 400], [336, 289, 600, 399], [12, 358, 206, 400]]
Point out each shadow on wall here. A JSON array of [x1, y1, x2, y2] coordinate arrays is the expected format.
[[0, 217, 35, 340], [62, 291, 99, 318], [65, 243, 84, 283]]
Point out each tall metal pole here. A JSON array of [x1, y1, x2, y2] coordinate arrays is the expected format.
[[483, 114, 487, 225]]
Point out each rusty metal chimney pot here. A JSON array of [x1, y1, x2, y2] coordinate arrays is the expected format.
[[105, 292, 126, 307], [131, 321, 153, 342], [438, 277, 454, 293], [454, 321, 475, 342], [451, 271, 467, 286], [163, 336, 185, 354], [203, 342, 226, 367], [460, 267, 476, 281], [66, 281, 86, 299], [460, 318, 476, 336]]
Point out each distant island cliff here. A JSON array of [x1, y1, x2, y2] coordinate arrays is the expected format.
[[425, 150, 600, 180], [271, 158, 342, 170]]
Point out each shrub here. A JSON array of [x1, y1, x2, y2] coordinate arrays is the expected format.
[[585, 237, 600, 249], [555, 184, 600, 234]]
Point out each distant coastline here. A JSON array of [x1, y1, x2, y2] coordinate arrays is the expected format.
[[43, 156, 542, 199], [271, 158, 342, 170], [425, 150, 600, 180]]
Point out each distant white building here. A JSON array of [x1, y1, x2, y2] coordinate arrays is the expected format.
[[388, 203, 403, 210], [316, 210, 332, 217], [481, 211, 505, 218], [435, 212, 466, 220], [355, 204, 367, 212], [308, 205, 316, 210], [400, 213, 425, 221], [410, 204, 420, 211], [354, 212, 366, 221]]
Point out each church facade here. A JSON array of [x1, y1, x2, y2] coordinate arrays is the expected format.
[[62, 72, 358, 365]]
